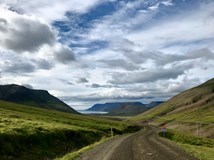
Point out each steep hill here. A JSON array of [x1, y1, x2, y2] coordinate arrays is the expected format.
[[0, 84, 78, 114], [133, 78, 214, 138]]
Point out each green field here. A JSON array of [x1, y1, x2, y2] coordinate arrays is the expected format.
[[0, 100, 135, 160]]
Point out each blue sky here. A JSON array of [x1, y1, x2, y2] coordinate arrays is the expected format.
[[0, 0, 214, 109]]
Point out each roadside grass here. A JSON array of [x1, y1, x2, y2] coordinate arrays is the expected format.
[[159, 129, 214, 160], [133, 105, 214, 160], [0, 100, 135, 160], [178, 143, 214, 160]]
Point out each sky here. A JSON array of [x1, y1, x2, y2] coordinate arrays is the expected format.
[[0, 0, 214, 110]]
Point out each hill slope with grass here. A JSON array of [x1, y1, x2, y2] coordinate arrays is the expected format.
[[0, 100, 136, 160], [0, 84, 78, 114], [133, 78, 214, 138], [132, 78, 214, 160]]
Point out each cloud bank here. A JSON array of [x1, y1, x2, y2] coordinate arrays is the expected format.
[[0, 0, 214, 109]]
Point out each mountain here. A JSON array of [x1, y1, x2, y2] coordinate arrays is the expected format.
[[87, 102, 125, 112], [145, 101, 164, 108], [87, 102, 144, 112], [133, 78, 214, 137], [87, 102, 162, 116], [0, 84, 78, 114], [107, 103, 148, 116]]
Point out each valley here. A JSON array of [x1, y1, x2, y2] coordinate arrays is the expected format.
[[0, 78, 214, 160], [59, 78, 214, 160], [1, 1, 214, 160]]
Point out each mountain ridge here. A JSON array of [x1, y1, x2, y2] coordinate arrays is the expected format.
[[87, 101, 163, 116], [0, 84, 78, 114], [87, 102, 145, 112]]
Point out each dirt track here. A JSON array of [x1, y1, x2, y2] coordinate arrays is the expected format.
[[78, 126, 198, 160]]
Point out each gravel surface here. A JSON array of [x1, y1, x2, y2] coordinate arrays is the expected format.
[[78, 126, 198, 160]]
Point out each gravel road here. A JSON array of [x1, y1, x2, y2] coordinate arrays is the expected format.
[[78, 126, 198, 160]]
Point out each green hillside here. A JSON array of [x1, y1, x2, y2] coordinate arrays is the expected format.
[[0, 100, 134, 160], [133, 78, 214, 137], [0, 84, 78, 114], [131, 78, 214, 160]]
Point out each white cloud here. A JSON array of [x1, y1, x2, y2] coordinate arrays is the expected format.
[[76, 77, 89, 84], [0, 0, 214, 109], [0, 14, 55, 53], [161, 0, 173, 6], [0, 7, 76, 64], [0, 0, 103, 22], [83, 1, 157, 42], [77, 0, 214, 54], [127, 6, 214, 50], [149, 3, 159, 11], [53, 44, 76, 64]]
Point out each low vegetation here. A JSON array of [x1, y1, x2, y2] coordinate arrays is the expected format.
[[131, 78, 214, 160], [133, 78, 214, 123], [0, 100, 136, 160], [159, 129, 214, 160], [132, 78, 214, 138], [178, 143, 214, 160]]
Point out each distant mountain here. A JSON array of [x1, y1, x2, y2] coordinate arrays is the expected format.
[[87, 102, 144, 112], [145, 101, 164, 108], [87, 103, 124, 112], [0, 84, 78, 114], [87, 102, 162, 116], [107, 104, 148, 116]]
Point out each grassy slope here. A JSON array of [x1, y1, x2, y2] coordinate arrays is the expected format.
[[0, 100, 131, 160], [132, 78, 214, 137], [131, 78, 214, 160]]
